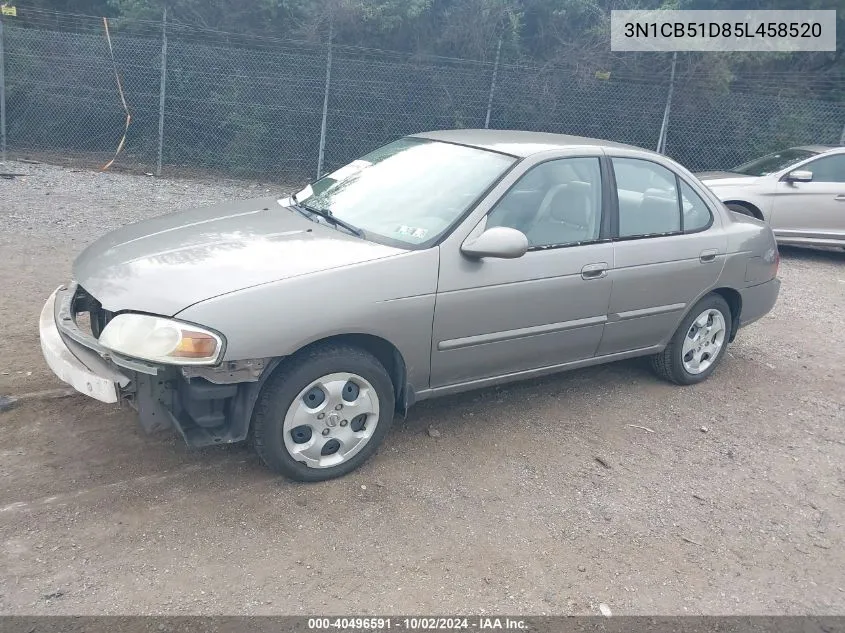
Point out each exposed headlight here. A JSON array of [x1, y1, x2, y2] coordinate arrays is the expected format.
[[99, 314, 224, 366]]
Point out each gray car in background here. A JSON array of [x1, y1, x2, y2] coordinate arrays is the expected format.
[[697, 145, 845, 249], [39, 130, 781, 481]]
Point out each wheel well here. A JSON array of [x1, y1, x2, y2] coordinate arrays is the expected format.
[[712, 287, 742, 341], [297, 334, 408, 409], [725, 200, 763, 220]]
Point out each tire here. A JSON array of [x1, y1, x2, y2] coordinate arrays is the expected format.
[[726, 202, 756, 218], [650, 293, 732, 386], [252, 343, 395, 482]]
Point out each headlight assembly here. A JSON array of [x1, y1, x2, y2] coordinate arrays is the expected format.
[[98, 314, 224, 366]]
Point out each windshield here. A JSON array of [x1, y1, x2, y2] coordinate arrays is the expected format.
[[291, 137, 517, 247], [731, 148, 817, 177]]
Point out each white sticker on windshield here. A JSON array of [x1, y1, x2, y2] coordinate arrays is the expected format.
[[295, 183, 314, 201], [396, 225, 428, 240], [328, 159, 372, 183]]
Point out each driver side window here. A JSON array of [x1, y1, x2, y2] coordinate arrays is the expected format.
[[803, 154, 845, 183], [486, 158, 603, 249]]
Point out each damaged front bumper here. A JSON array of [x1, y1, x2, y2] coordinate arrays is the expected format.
[[39, 285, 132, 403], [38, 283, 269, 447]]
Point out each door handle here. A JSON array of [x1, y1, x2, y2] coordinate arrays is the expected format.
[[835, 195, 845, 202], [581, 262, 608, 280], [699, 249, 719, 263]]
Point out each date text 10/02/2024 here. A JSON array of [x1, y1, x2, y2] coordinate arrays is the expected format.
[[307, 617, 528, 630]]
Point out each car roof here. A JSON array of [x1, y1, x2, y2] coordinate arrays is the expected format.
[[411, 129, 642, 158], [792, 144, 841, 154]]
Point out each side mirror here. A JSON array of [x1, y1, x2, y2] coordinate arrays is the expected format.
[[461, 226, 528, 260], [785, 169, 813, 183]]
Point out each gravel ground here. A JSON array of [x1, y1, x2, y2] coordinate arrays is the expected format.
[[0, 160, 844, 615]]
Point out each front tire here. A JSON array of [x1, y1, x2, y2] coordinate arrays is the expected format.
[[651, 294, 732, 385], [252, 344, 395, 482]]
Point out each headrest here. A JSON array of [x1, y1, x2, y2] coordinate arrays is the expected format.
[[547, 182, 591, 224]]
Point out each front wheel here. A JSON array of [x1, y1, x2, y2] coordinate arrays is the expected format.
[[651, 294, 732, 385], [252, 344, 395, 482]]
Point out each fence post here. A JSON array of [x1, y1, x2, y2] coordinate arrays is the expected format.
[[484, 37, 502, 129], [316, 21, 333, 179], [656, 52, 677, 155], [0, 16, 6, 163], [155, 6, 168, 176], [840, 121, 845, 146]]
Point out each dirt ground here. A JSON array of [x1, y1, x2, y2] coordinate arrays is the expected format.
[[0, 161, 844, 615]]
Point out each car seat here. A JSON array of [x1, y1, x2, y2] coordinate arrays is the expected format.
[[619, 187, 679, 236], [526, 181, 596, 246]]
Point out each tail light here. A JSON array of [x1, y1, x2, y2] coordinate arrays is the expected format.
[[768, 246, 780, 279]]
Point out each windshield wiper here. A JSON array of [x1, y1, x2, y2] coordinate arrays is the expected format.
[[287, 192, 364, 238], [287, 194, 313, 220], [302, 206, 363, 238]]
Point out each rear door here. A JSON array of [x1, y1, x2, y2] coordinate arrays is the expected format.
[[596, 153, 727, 356], [769, 153, 845, 243]]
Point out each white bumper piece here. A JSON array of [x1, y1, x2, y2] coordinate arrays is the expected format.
[[39, 286, 129, 404]]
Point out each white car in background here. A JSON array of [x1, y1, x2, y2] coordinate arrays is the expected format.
[[696, 145, 845, 249]]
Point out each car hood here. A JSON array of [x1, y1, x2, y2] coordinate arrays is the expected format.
[[695, 171, 762, 186], [73, 197, 406, 316]]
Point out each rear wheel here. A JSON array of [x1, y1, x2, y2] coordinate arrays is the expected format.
[[651, 294, 732, 385], [252, 344, 395, 482]]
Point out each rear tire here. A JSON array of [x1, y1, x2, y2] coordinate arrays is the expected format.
[[252, 344, 395, 482], [651, 294, 732, 386]]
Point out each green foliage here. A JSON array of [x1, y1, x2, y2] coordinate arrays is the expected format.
[[7, 0, 842, 178], [49, 0, 842, 88]]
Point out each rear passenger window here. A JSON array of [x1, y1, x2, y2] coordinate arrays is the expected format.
[[613, 158, 680, 237], [680, 180, 712, 232], [612, 158, 715, 237]]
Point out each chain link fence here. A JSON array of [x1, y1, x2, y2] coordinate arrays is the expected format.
[[1, 10, 843, 181]]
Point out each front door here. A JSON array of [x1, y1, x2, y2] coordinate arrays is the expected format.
[[770, 153, 845, 243], [597, 155, 727, 356], [430, 156, 613, 389]]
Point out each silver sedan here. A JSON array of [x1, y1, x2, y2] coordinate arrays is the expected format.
[[39, 130, 781, 481], [697, 145, 845, 249]]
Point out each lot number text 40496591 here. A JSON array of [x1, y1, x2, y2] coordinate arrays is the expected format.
[[307, 617, 528, 630]]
